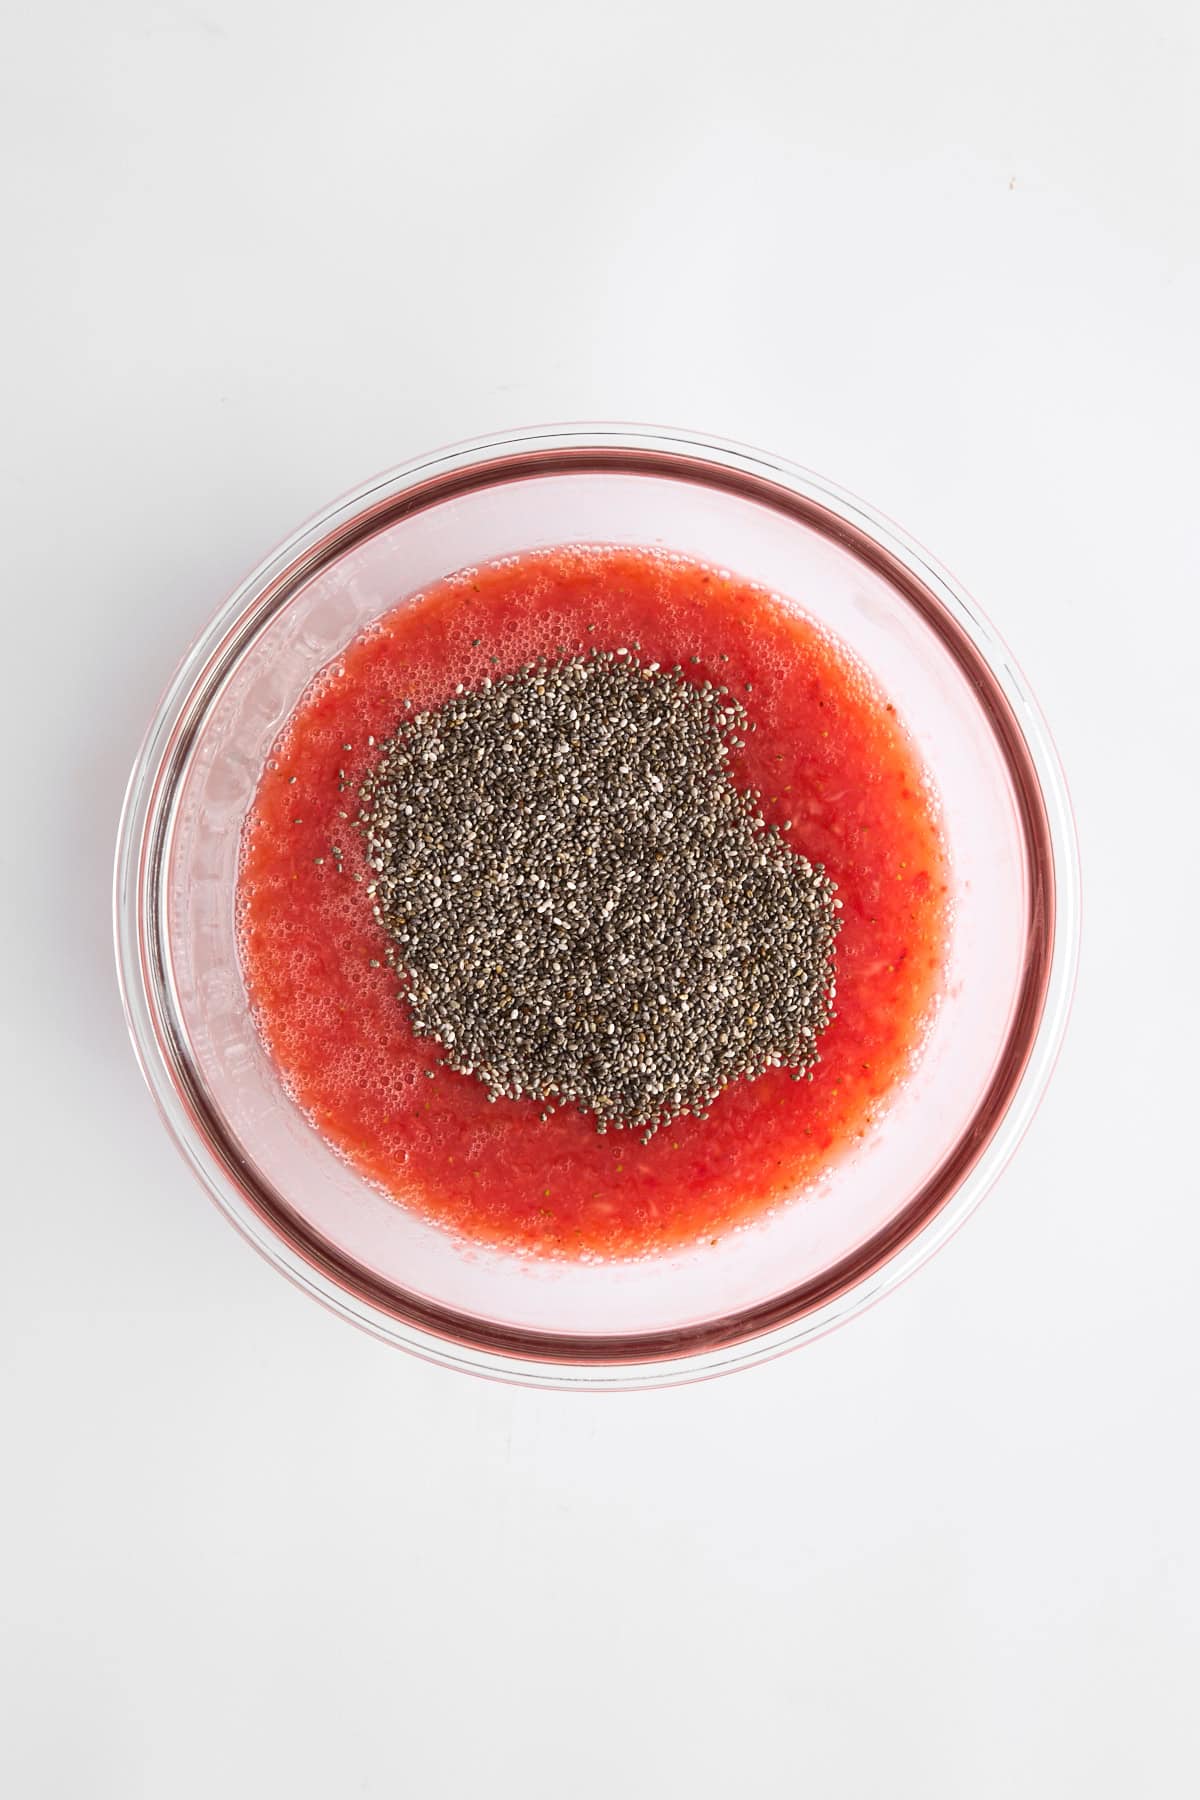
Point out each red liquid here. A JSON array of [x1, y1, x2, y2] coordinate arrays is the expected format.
[[238, 547, 949, 1258]]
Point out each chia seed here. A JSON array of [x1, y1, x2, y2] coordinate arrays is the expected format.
[[356, 651, 839, 1137]]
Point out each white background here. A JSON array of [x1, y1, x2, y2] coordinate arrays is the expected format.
[[2, 3, 1197, 1794]]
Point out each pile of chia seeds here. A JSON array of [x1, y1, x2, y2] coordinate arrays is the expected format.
[[357, 651, 840, 1139]]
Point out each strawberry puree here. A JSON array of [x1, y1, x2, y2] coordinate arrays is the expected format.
[[238, 546, 949, 1257]]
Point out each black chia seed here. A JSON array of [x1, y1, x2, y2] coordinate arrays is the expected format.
[[357, 651, 840, 1139]]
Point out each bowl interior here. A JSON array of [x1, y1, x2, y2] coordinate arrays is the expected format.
[[158, 460, 1043, 1354]]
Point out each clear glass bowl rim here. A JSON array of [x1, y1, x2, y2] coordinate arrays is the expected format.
[[113, 424, 1080, 1389]]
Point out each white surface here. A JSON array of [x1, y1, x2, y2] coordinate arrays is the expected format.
[[1, 2, 1196, 1792]]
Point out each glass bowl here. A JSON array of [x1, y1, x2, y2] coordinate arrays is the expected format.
[[114, 426, 1079, 1387]]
